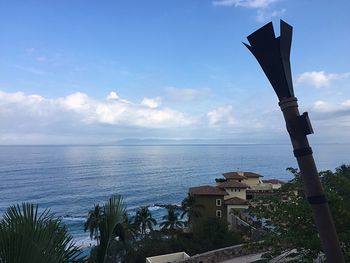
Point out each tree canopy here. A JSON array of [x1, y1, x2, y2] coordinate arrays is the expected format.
[[249, 165, 350, 262]]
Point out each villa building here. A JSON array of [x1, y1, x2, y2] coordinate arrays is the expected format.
[[189, 186, 228, 223], [189, 171, 284, 228]]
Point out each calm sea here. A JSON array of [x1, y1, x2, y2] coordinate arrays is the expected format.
[[0, 144, 348, 246]]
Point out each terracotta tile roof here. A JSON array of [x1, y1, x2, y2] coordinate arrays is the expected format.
[[217, 180, 249, 189], [223, 171, 262, 179], [189, 186, 228, 196], [243, 172, 262, 178], [222, 172, 247, 180], [224, 197, 248, 205], [262, 179, 285, 184]]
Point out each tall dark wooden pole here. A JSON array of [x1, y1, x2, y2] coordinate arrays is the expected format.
[[244, 20, 344, 262]]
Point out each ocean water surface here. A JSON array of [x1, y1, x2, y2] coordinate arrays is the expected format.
[[0, 144, 348, 246]]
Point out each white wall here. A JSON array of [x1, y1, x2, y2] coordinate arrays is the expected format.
[[146, 252, 190, 263]]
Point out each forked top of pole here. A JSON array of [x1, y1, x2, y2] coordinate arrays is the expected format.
[[244, 20, 294, 101]]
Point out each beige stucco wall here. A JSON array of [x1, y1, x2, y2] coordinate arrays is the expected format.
[[271, 183, 282, 189], [249, 183, 273, 191], [243, 177, 260, 187], [224, 188, 246, 200]]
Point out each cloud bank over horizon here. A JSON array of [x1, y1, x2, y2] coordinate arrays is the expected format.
[[1, 87, 350, 144]]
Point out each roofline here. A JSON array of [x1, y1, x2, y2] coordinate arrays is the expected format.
[[222, 171, 263, 178], [217, 184, 249, 189], [189, 186, 228, 196]]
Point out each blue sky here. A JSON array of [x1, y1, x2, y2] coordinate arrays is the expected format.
[[0, 0, 349, 144]]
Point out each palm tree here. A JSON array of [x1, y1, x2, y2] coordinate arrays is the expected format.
[[97, 194, 126, 263], [181, 193, 204, 226], [84, 203, 102, 245], [134, 206, 157, 238], [0, 203, 83, 263], [120, 212, 138, 242], [110, 212, 138, 262], [160, 208, 184, 233]]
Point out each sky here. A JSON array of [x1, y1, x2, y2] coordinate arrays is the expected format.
[[0, 0, 349, 145]]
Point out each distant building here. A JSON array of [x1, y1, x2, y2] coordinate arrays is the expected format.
[[189, 171, 284, 228]]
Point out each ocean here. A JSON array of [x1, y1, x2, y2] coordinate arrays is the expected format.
[[0, 144, 349, 247]]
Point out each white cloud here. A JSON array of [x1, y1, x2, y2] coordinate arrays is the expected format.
[[68, 93, 193, 127], [341, 100, 350, 107], [1, 90, 349, 144], [310, 100, 350, 133], [255, 8, 286, 22], [60, 92, 91, 111], [312, 100, 350, 113], [297, 71, 350, 88], [212, 0, 285, 24], [106, 91, 120, 100], [141, 97, 161, 108], [312, 100, 334, 113], [212, 0, 277, 8], [207, 105, 236, 127], [0, 91, 193, 132], [0, 91, 51, 117], [164, 87, 210, 102]]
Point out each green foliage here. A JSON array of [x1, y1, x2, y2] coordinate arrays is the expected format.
[[131, 231, 188, 262], [133, 206, 157, 238], [249, 164, 350, 262], [321, 165, 350, 260], [98, 195, 126, 263], [160, 208, 184, 233], [86, 195, 126, 263], [0, 203, 83, 263], [180, 193, 204, 227], [101, 205, 242, 262], [84, 204, 102, 244], [192, 217, 243, 252]]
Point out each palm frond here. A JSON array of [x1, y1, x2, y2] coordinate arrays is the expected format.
[[0, 203, 83, 263], [97, 194, 126, 263]]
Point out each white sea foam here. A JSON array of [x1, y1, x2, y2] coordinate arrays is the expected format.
[[148, 205, 162, 212], [74, 236, 97, 248], [62, 216, 86, 222]]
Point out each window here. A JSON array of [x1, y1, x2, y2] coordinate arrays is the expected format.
[[239, 189, 241, 192], [216, 199, 222, 206], [235, 189, 237, 192], [231, 189, 233, 192], [216, 210, 222, 218]]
